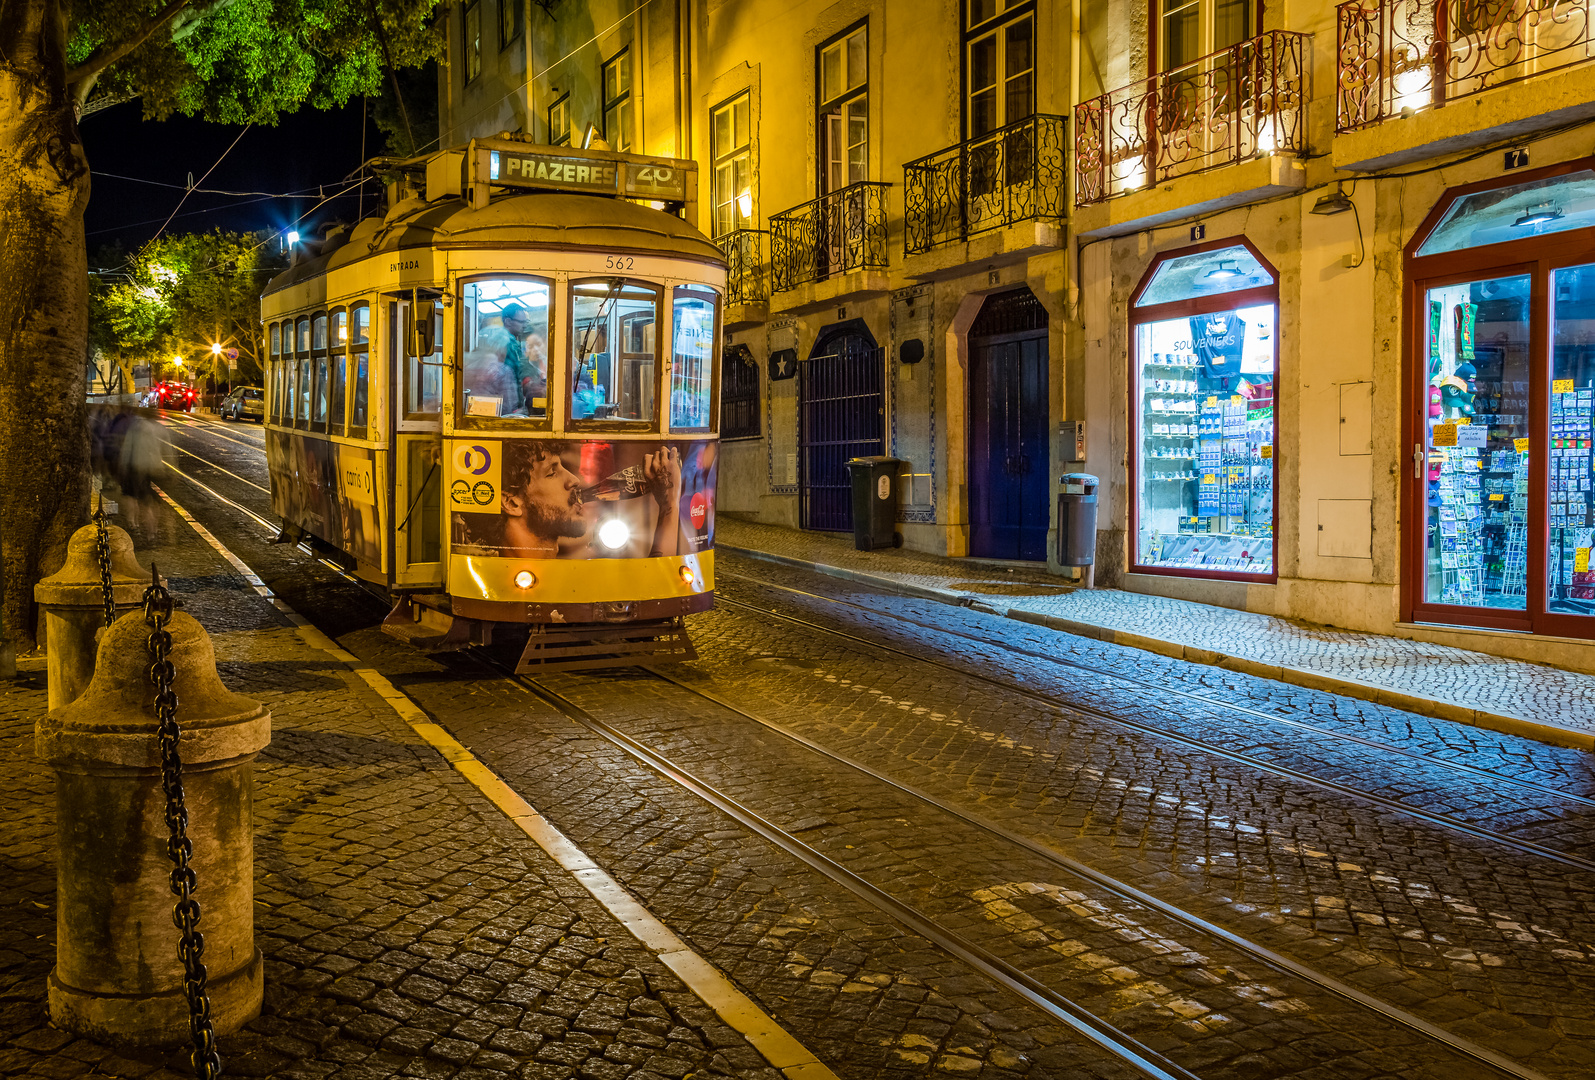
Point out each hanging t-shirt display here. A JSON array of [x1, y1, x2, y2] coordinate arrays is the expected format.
[[1136, 302, 1277, 575], [1189, 312, 1246, 379]]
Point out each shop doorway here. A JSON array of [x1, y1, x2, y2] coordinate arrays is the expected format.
[[968, 289, 1050, 560], [1404, 158, 1595, 638], [799, 324, 884, 532]]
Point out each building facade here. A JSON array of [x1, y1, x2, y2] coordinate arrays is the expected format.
[[436, 0, 1595, 669]]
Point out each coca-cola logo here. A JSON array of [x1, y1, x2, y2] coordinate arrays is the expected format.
[[689, 492, 709, 531]]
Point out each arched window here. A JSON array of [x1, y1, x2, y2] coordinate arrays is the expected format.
[[1130, 239, 1278, 581]]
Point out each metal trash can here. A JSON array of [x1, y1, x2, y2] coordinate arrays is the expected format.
[[846, 456, 904, 551], [1057, 473, 1099, 567]]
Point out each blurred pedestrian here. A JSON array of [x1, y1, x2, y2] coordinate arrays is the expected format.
[[117, 409, 168, 540]]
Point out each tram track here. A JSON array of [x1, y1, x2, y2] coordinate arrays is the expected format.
[[156, 422, 1595, 871], [149, 440, 1574, 1080], [719, 571, 1595, 812]]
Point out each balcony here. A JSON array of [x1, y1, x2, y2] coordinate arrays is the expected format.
[[1334, 0, 1595, 167], [1075, 30, 1310, 207], [716, 229, 770, 330], [769, 182, 891, 313], [904, 114, 1068, 264]]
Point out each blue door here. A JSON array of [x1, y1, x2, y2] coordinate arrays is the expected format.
[[969, 292, 1049, 560]]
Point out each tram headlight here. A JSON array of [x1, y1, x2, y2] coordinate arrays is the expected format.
[[679, 565, 696, 587], [514, 570, 536, 589], [598, 518, 631, 550]]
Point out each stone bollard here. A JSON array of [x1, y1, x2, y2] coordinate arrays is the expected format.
[[36, 608, 270, 1047], [34, 522, 156, 710]]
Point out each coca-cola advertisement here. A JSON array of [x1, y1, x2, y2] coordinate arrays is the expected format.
[[449, 438, 716, 559]]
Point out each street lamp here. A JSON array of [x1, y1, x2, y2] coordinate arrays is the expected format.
[[210, 342, 223, 356]]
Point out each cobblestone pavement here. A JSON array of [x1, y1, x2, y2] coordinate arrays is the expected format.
[[7, 413, 1582, 1080], [681, 585, 1595, 1061], [0, 488, 790, 1080], [714, 518, 1595, 744]]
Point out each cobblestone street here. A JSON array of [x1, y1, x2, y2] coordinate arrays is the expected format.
[[2, 413, 1593, 1080]]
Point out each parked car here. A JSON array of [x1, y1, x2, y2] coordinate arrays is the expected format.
[[220, 386, 266, 422], [154, 382, 196, 412]]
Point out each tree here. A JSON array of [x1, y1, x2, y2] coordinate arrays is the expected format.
[[0, 0, 440, 650], [92, 230, 288, 386]]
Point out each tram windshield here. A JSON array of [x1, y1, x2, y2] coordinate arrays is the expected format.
[[571, 278, 658, 423], [461, 277, 551, 419]]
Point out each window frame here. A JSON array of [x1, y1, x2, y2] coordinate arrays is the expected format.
[[329, 307, 349, 437], [668, 284, 721, 434], [402, 294, 445, 424], [548, 93, 571, 146], [498, 0, 521, 51], [1127, 235, 1281, 585], [962, 1, 1036, 140], [456, 273, 555, 432], [294, 316, 312, 429], [310, 311, 330, 433], [348, 301, 372, 440], [602, 48, 634, 152], [815, 20, 869, 196], [710, 91, 752, 239], [268, 321, 282, 423], [567, 276, 663, 434], [1151, 0, 1257, 78], [463, 0, 483, 84], [720, 344, 761, 440]]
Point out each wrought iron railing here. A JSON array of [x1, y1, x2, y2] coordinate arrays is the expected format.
[[1337, 0, 1595, 132], [904, 114, 1067, 255], [770, 181, 891, 292], [716, 229, 770, 305], [1074, 30, 1309, 206]]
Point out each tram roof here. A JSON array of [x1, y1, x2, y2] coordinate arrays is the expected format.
[[263, 191, 724, 296]]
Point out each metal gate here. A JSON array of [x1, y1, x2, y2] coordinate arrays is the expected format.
[[799, 333, 885, 532]]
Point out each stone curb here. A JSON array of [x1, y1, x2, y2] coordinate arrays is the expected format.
[[718, 543, 1595, 753]]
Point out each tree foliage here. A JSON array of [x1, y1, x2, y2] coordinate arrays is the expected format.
[[67, 0, 443, 122], [89, 230, 286, 383]]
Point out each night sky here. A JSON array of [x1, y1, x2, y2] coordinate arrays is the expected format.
[[81, 98, 387, 256]]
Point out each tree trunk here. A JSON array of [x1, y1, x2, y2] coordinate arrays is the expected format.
[[0, 0, 92, 652]]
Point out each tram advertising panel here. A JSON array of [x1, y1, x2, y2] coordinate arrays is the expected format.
[[448, 438, 716, 559], [267, 430, 383, 567]]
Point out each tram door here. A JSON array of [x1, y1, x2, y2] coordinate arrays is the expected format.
[[389, 293, 446, 588]]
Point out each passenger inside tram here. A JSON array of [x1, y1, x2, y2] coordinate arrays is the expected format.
[[461, 279, 549, 418]]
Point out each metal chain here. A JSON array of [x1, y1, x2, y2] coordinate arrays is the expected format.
[[144, 566, 222, 1080], [93, 498, 115, 629]]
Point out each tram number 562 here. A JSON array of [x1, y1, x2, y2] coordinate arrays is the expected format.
[[604, 255, 636, 271]]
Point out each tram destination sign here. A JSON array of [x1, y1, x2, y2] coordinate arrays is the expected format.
[[481, 145, 690, 204]]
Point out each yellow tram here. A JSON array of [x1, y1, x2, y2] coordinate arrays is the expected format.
[[259, 139, 724, 669]]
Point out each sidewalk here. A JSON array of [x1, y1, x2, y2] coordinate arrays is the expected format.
[[715, 517, 1595, 752], [0, 512, 799, 1079]]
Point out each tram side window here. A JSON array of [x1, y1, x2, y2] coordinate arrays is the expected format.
[[295, 317, 311, 427], [671, 285, 718, 431], [329, 309, 348, 436], [349, 303, 371, 437], [460, 277, 550, 419], [404, 299, 444, 419], [570, 278, 658, 423], [268, 323, 281, 423], [310, 312, 330, 431]]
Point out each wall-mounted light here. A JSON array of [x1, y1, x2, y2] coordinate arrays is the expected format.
[[1204, 261, 1242, 280], [285, 230, 300, 245], [1513, 204, 1563, 228], [1311, 185, 1353, 215]]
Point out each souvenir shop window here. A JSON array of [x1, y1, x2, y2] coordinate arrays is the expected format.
[[1420, 275, 1530, 611], [1549, 262, 1595, 615], [1131, 242, 1278, 579]]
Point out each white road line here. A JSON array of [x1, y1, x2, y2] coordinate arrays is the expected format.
[[167, 445, 272, 494], [150, 483, 839, 1080]]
